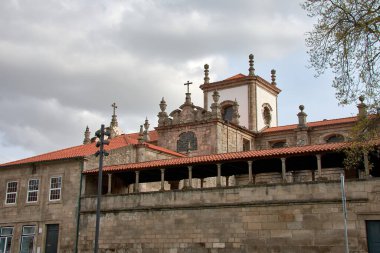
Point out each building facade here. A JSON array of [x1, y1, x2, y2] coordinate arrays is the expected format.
[[1, 55, 379, 253]]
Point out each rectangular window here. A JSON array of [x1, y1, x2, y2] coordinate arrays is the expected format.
[[20, 226, 35, 253], [0, 227, 13, 253], [49, 177, 62, 201], [5, 182, 18, 204], [27, 179, 39, 203], [366, 220, 380, 253], [243, 139, 250, 151]]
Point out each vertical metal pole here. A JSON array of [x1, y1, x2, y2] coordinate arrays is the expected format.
[[340, 173, 349, 253], [94, 124, 105, 253]]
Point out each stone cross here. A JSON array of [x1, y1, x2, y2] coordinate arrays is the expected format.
[[184, 81, 192, 93], [111, 102, 117, 116]]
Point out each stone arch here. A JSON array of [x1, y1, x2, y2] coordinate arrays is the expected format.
[[177, 131, 198, 152], [262, 103, 273, 126], [220, 100, 234, 122], [324, 134, 345, 143]]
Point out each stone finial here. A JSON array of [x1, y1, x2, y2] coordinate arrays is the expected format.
[[109, 102, 124, 138], [271, 69, 277, 85], [83, 126, 91, 144], [297, 105, 308, 127], [357, 95, 367, 117], [212, 90, 220, 103], [204, 64, 210, 84], [210, 90, 221, 119], [138, 125, 144, 144], [159, 97, 167, 112], [248, 54, 255, 76], [184, 81, 193, 105], [143, 117, 150, 142], [231, 99, 240, 125]]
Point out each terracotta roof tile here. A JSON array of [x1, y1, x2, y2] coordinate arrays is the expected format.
[[84, 141, 367, 174], [263, 116, 357, 133], [225, 73, 246, 80], [0, 132, 182, 167]]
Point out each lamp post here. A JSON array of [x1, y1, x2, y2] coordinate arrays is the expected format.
[[94, 124, 110, 253]]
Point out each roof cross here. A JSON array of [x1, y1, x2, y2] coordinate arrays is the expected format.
[[184, 81, 192, 93], [111, 102, 117, 116]]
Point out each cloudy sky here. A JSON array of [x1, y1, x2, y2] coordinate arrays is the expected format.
[[0, 0, 358, 163]]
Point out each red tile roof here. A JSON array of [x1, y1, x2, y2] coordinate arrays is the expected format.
[[0, 133, 183, 167], [225, 73, 246, 81], [263, 116, 357, 133], [83, 141, 364, 175]]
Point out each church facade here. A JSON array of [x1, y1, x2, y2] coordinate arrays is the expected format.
[[0, 55, 379, 253]]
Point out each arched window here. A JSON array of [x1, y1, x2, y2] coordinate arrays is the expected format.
[[271, 141, 287, 149], [177, 131, 197, 152], [262, 103, 272, 126], [221, 100, 234, 122], [325, 134, 345, 143]]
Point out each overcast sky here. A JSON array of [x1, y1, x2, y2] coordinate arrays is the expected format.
[[0, 0, 358, 163]]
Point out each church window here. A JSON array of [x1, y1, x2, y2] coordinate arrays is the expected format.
[[325, 134, 344, 143], [243, 139, 250, 151], [177, 132, 197, 152], [223, 106, 233, 122], [262, 104, 273, 126], [271, 141, 287, 149]]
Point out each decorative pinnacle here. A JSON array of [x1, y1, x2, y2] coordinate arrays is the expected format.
[[212, 90, 220, 103], [204, 64, 210, 84], [359, 95, 365, 103], [271, 69, 277, 85], [144, 117, 150, 131], [299, 105, 305, 112], [248, 54, 255, 76], [159, 97, 167, 112], [110, 102, 118, 128], [83, 125, 91, 144]]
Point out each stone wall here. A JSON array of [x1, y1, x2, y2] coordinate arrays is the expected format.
[[79, 178, 380, 253], [0, 159, 82, 253]]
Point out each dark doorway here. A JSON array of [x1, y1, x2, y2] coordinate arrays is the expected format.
[[367, 220, 380, 253], [45, 224, 59, 253]]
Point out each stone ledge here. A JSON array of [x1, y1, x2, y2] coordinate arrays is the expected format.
[[80, 197, 367, 214]]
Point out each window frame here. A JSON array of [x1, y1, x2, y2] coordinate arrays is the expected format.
[[0, 226, 13, 253], [5, 181, 18, 205], [49, 176, 62, 201], [20, 225, 36, 253], [26, 179, 40, 203]]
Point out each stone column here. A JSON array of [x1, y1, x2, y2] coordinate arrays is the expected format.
[[188, 166, 193, 189], [134, 171, 140, 193], [364, 152, 370, 177], [107, 173, 112, 194], [281, 158, 286, 182], [316, 154, 322, 179], [160, 169, 165, 191], [247, 161, 253, 184], [216, 163, 222, 187]]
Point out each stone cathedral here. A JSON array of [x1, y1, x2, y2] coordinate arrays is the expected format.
[[0, 55, 379, 253]]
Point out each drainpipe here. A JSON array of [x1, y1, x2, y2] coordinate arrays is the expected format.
[[74, 158, 85, 253]]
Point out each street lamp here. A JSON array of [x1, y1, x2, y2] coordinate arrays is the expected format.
[[94, 124, 110, 253]]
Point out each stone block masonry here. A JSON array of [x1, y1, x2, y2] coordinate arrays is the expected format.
[[78, 179, 380, 253]]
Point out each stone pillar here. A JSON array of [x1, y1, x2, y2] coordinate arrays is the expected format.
[[134, 171, 140, 193], [160, 169, 165, 191], [188, 166, 193, 189], [364, 152, 370, 177], [216, 163, 222, 187], [107, 173, 112, 194], [247, 161, 253, 184], [316, 154, 322, 179], [281, 158, 286, 182]]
